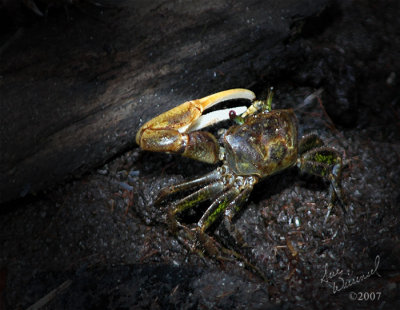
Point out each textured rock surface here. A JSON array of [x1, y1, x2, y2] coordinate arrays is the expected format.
[[0, 0, 330, 205]]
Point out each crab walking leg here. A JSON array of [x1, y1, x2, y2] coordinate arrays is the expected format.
[[167, 180, 226, 232], [197, 178, 256, 251], [221, 184, 255, 247], [192, 186, 247, 258], [326, 163, 346, 223], [298, 133, 325, 155], [297, 147, 345, 222], [223, 186, 254, 224], [155, 168, 223, 205], [191, 185, 255, 259], [197, 186, 240, 232], [136, 89, 255, 163]]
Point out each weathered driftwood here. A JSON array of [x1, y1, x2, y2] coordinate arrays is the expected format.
[[0, 0, 330, 205]]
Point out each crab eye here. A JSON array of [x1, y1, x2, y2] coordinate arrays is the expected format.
[[229, 109, 245, 125]]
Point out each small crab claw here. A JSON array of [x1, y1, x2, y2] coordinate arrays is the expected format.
[[136, 89, 255, 163]]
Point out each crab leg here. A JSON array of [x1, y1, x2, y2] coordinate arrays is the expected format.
[[297, 147, 346, 222], [155, 167, 223, 205], [221, 186, 253, 245], [298, 133, 325, 155], [198, 176, 257, 242], [197, 186, 240, 232], [136, 89, 255, 163], [167, 180, 226, 232], [197, 184, 254, 256]]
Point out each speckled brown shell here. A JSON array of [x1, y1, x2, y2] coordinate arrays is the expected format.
[[223, 109, 298, 177]]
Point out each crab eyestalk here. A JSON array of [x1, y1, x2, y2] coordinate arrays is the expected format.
[[241, 86, 274, 118], [229, 110, 245, 125], [265, 86, 274, 112]]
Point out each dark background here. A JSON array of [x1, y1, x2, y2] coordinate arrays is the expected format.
[[0, 0, 399, 309]]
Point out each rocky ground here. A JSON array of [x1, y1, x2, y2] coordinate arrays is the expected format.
[[1, 84, 399, 309]]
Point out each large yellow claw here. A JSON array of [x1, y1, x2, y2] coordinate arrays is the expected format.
[[136, 89, 255, 163]]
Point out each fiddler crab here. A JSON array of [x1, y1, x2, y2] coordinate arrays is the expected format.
[[136, 88, 345, 253]]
